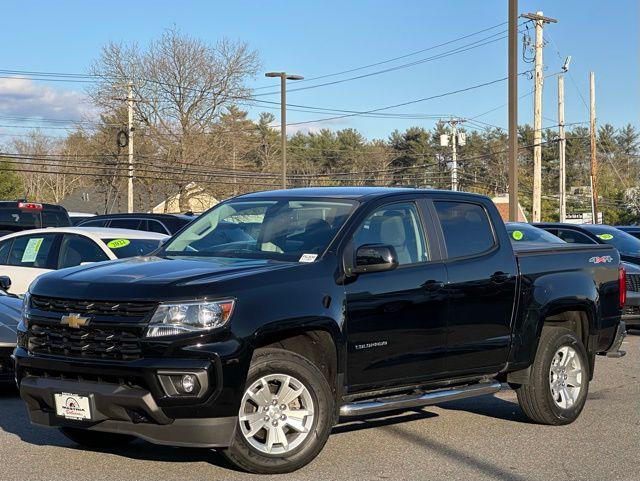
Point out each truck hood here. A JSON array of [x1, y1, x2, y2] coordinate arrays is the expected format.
[[30, 255, 299, 301]]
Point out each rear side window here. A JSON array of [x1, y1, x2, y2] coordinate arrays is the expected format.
[[434, 201, 495, 258], [79, 219, 108, 228], [0, 239, 11, 264], [41, 210, 70, 227], [58, 234, 109, 269], [109, 218, 142, 230], [555, 229, 596, 245], [7, 234, 57, 269], [147, 219, 170, 234]]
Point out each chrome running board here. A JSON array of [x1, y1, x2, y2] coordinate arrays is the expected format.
[[339, 381, 502, 417]]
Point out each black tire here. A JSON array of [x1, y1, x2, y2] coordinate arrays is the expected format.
[[60, 427, 135, 449], [516, 326, 590, 425], [222, 348, 334, 474]]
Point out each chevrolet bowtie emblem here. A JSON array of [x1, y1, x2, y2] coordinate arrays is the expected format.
[[60, 313, 90, 329]]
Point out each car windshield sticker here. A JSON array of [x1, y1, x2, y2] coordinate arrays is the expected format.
[[107, 239, 131, 249], [597, 233, 614, 240], [511, 230, 524, 241], [21, 238, 43, 263], [299, 253, 318, 263]]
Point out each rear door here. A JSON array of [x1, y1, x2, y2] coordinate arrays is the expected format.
[[430, 198, 518, 375], [344, 198, 449, 390], [3, 233, 59, 294]]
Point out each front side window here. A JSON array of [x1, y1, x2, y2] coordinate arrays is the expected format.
[[434, 201, 495, 258], [164, 199, 357, 261], [555, 229, 596, 245], [353, 203, 428, 265], [58, 234, 109, 268], [7, 234, 57, 269]]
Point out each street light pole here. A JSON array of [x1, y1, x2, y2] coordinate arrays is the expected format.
[[265, 71, 304, 189]]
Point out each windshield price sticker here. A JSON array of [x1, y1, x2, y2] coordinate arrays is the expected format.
[[597, 234, 614, 240], [107, 239, 131, 249], [299, 253, 318, 263], [512, 230, 524, 241], [21, 238, 43, 263]]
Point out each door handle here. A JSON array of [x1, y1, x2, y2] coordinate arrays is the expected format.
[[423, 280, 445, 291], [490, 271, 510, 284]]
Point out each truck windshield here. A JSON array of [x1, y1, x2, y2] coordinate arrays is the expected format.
[[581, 225, 640, 256], [163, 199, 357, 261]]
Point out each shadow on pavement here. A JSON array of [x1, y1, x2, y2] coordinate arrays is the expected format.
[[383, 423, 527, 481], [334, 409, 438, 435], [436, 393, 533, 424]]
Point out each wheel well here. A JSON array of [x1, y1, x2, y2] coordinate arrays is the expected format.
[[256, 330, 337, 392], [543, 310, 590, 345]]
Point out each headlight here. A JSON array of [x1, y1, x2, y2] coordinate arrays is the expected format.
[[145, 299, 235, 338], [21, 292, 31, 327]]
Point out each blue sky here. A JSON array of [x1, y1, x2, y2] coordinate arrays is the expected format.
[[0, 0, 637, 140]]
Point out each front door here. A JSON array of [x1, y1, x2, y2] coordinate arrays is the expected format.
[[345, 201, 448, 391]]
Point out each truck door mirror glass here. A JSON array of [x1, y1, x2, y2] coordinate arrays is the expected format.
[[352, 244, 398, 274], [0, 275, 11, 291]]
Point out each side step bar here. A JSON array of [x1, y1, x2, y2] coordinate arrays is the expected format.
[[339, 381, 502, 417]]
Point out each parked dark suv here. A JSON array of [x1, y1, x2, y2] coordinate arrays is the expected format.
[[77, 213, 194, 235], [0, 201, 70, 237]]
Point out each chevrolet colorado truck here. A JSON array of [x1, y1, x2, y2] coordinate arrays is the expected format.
[[14, 188, 626, 474]]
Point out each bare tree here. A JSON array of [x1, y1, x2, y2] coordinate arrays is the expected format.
[[88, 27, 260, 202]]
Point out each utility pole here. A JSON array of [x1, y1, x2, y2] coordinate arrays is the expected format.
[[521, 11, 557, 222], [445, 118, 465, 191], [264, 71, 304, 189], [558, 75, 566, 222], [508, 0, 519, 221], [590, 72, 598, 223], [127, 81, 134, 213]]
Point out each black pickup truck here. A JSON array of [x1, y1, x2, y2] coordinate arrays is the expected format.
[[14, 188, 626, 474]]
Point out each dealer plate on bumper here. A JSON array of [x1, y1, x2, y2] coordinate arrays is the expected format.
[[54, 393, 92, 421]]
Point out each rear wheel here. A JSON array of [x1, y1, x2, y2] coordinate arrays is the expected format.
[[223, 348, 334, 474], [60, 427, 135, 449], [516, 326, 589, 425]]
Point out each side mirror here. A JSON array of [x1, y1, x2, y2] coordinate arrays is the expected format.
[[0, 276, 11, 292], [351, 244, 398, 274]]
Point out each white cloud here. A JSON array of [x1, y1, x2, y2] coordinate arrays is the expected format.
[[0, 77, 92, 120], [286, 118, 351, 135]]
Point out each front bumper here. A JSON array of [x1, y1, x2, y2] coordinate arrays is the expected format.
[[14, 347, 241, 448], [20, 377, 236, 447]]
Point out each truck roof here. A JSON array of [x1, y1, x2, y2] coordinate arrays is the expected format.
[[235, 186, 489, 201]]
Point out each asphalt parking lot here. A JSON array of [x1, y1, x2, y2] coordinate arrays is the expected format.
[[1, 334, 638, 481]]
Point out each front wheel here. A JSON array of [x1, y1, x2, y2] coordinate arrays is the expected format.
[[222, 348, 334, 474], [516, 326, 590, 425]]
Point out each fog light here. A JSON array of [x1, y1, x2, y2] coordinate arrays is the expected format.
[[181, 374, 197, 394]]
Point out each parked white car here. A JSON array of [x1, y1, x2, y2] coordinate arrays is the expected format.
[[0, 227, 168, 295]]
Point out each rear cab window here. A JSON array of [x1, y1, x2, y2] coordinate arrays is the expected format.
[[434, 201, 496, 258]]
